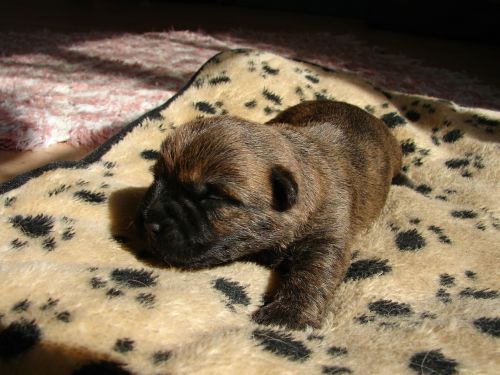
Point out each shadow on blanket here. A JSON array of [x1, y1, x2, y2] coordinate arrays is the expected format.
[[108, 187, 167, 268]]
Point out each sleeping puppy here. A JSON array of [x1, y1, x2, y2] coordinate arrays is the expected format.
[[136, 100, 402, 329]]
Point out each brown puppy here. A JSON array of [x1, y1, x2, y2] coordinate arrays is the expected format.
[[136, 100, 402, 329]]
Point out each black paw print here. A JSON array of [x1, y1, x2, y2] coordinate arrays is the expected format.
[[431, 119, 464, 145], [389, 216, 452, 252], [444, 152, 485, 178], [294, 67, 321, 85], [465, 114, 499, 134], [47, 178, 108, 204], [261, 88, 283, 116], [193, 71, 231, 89], [10, 296, 74, 324], [193, 100, 229, 116], [212, 277, 251, 312], [88, 267, 159, 309], [260, 61, 280, 78], [9, 214, 77, 252], [3, 196, 17, 208], [450, 207, 499, 232], [354, 298, 436, 330], [435, 270, 498, 305], [399, 138, 431, 172]]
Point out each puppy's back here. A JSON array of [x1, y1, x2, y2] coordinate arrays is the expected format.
[[268, 100, 402, 232], [268, 100, 401, 175]]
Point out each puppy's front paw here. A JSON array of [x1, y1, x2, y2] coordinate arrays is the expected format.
[[252, 301, 321, 330]]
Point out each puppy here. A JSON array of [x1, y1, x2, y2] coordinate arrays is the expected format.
[[136, 100, 402, 329]]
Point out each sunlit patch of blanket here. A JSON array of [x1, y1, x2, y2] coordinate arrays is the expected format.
[[0, 50, 498, 375]]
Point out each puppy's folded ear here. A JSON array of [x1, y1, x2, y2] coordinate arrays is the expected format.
[[271, 166, 298, 211]]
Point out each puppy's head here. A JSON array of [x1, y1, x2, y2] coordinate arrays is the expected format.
[[136, 116, 302, 269]]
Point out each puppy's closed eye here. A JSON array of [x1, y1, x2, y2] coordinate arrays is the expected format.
[[200, 183, 241, 206]]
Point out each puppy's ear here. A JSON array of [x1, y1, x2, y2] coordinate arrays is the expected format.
[[270, 166, 298, 211]]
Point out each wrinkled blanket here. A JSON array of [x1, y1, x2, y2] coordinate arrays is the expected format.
[[0, 50, 499, 375]]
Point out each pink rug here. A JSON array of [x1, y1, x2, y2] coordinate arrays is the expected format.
[[1, 30, 498, 150]]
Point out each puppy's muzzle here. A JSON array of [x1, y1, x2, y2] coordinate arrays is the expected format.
[[139, 195, 211, 264], [143, 201, 185, 244], [144, 222, 160, 236]]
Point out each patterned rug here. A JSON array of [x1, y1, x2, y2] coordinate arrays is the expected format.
[[0, 50, 499, 375], [1, 30, 499, 150]]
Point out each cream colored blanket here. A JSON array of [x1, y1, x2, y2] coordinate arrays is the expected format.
[[1, 50, 499, 375]]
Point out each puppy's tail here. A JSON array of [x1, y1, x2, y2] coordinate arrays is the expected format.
[[391, 173, 415, 189]]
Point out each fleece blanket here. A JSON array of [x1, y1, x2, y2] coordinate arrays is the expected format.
[[0, 50, 499, 375]]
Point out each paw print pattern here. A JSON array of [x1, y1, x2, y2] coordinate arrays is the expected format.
[[288, 67, 336, 105], [102, 160, 116, 178], [433, 127, 464, 145], [354, 299, 435, 330], [465, 114, 499, 134], [252, 329, 311, 362], [45, 175, 109, 203], [449, 207, 499, 232], [393, 227, 427, 252], [408, 350, 458, 375], [260, 61, 280, 78], [246, 59, 257, 72], [293, 85, 335, 103], [445, 152, 485, 178], [473, 317, 500, 337], [87, 267, 159, 309], [294, 67, 321, 84], [345, 257, 392, 281], [9, 296, 74, 324], [4, 196, 17, 207], [152, 350, 172, 365], [8, 214, 77, 251], [48, 184, 72, 197], [212, 277, 251, 311], [399, 138, 431, 172], [113, 338, 135, 353], [397, 100, 434, 124], [261, 88, 284, 116], [433, 271, 498, 337], [390, 217, 453, 252], [381, 112, 407, 128], [10, 214, 53, 238], [192, 100, 229, 116], [434, 188, 457, 201], [436, 270, 498, 302], [193, 70, 231, 89]]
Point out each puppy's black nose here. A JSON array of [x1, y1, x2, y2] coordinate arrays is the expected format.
[[145, 222, 161, 235]]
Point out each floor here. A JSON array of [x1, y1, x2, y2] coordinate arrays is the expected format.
[[0, 144, 90, 183], [0, 1, 498, 183]]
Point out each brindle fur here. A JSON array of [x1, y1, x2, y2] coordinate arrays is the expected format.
[[136, 100, 402, 329]]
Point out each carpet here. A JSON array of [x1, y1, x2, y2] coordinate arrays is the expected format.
[[1, 30, 499, 150], [0, 50, 499, 375]]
